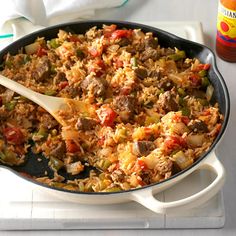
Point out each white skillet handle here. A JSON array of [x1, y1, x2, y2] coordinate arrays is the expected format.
[[131, 151, 225, 214]]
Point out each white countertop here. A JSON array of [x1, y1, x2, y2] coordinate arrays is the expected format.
[[1, 0, 236, 235]]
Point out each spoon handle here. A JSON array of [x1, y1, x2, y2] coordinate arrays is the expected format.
[[0, 74, 64, 113]]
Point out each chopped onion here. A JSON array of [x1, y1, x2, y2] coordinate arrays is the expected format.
[[66, 161, 84, 175], [171, 122, 189, 135], [206, 84, 214, 102], [186, 134, 205, 147], [25, 42, 40, 55], [61, 127, 79, 140], [171, 151, 193, 170]]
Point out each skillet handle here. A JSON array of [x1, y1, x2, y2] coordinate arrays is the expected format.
[[130, 151, 225, 214]]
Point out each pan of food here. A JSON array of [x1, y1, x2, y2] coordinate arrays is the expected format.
[[0, 20, 230, 214]]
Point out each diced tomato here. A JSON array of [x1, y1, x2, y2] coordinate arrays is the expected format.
[[88, 59, 106, 77], [97, 136, 105, 146], [137, 159, 148, 171], [103, 24, 117, 38], [96, 105, 117, 127], [215, 123, 222, 134], [97, 59, 105, 67], [114, 162, 120, 170], [203, 64, 210, 70], [111, 29, 133, 40], [198, 63, 210, 71], [181, 116, 190, 125], [3, 127, 24, 145], [88, 47, 103, 57], [138, 179, 146, 186], [144, 127, 152, 134], [189, 74, 201, 86], [173, 114, 189, 125], [36, 47, 47, 57], [15, 146, 25, 155], [58, 81, 69, 90], [66, 140, 80, 153], [120, 86, 132, 95], [193, 63, 211, 72], [113, 58, 123, 69], [68, 35, 80, 43], [115, 60, 123, 68], [172, 114, 182, 122], [202, 109, 211, 116], [164, 136, 186, 153]]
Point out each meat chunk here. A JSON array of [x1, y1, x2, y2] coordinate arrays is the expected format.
[[149, 70, 161, 79], [145, 38, 158, 49], [0, 107, 8, 121], [61, 86, 80, 98], [118, 38, 131, 47], [134, 68, 148, 80], [114, 95, 136, 122], [76, 117, 97, 131], [13, 73, 24, 81], [0, 85, 5, 94], [40, 114, 58, 129], [80, 76, 108, 97], [159, 91, 178, 112], [32, 57, 50, 82], [141, 47, 160, 61], [158, 79, 174, 91], [50, 142, 66, 159], [190, 89, 206, 99], [162, 47, 175, 56], [133, 141, 155, 156], [54, 71, 66, 83], [188, 120, 208, 133]]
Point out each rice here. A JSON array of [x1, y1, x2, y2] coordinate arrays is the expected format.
[[0, 24, 223, 192]]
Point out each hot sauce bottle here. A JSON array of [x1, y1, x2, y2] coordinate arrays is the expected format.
[[216, 0, 236, 62]]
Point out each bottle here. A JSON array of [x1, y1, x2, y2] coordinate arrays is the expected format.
[[216, 0, 236, 62]]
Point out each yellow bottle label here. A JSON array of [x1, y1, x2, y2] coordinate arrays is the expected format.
[[217, 2, 236, 47]]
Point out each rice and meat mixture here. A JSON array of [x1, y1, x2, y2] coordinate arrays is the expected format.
[[0, 24, 223, 192]]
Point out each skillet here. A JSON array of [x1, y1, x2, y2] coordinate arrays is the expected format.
[[0, 20, 230, 213]]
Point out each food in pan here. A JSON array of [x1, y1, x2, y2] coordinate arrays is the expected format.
[[0, 24, 223, 192]]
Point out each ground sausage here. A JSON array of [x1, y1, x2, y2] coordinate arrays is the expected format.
[[188, 120, 208, 133], [40, 114, 58, 129], [133, 141, 155, 156], [76, 117, 97, 131], [159, 91, 178, 112], [118, 38, 131, 47], [145, 38, 158, 49], [50, 142, 66, 159], [134, 68, 148, 80], [141, 47, 160, 61], [80, 76, 108, 97], [158, 79, 174, 91], [32, 57, 50, 82], [114, 95, 136, 123]]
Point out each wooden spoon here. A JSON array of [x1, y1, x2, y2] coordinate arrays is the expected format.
[[0, 74, 70, 126]]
